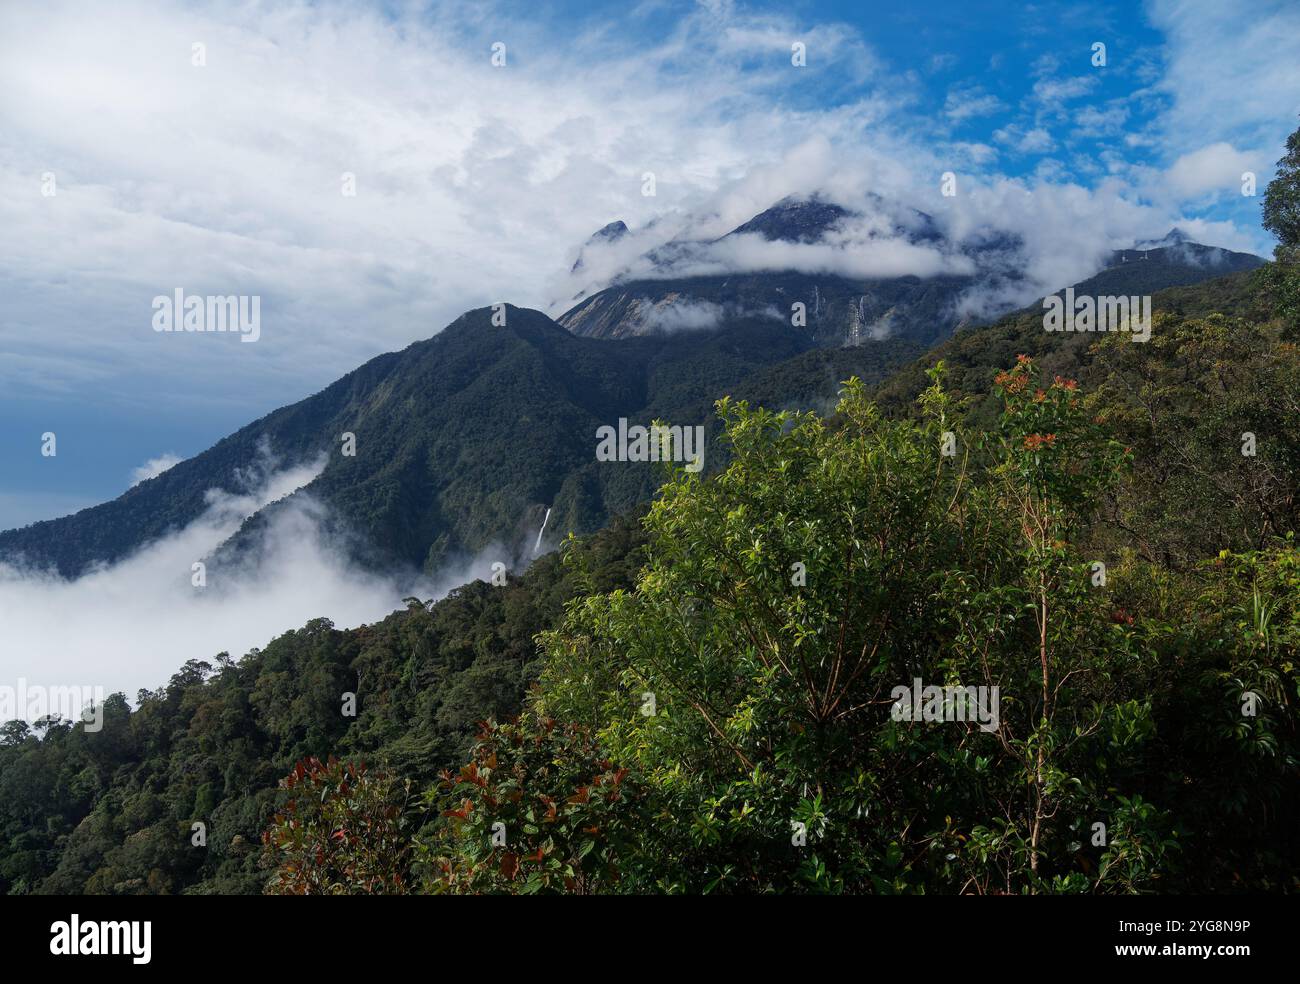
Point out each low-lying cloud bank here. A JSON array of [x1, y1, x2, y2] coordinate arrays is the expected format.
[[0, 448, 524, 720]]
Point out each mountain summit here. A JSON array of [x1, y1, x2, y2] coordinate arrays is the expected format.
[[723, 196, 852, 243], [558, 194, 986, 347], [571, 220, 630, 272], [557, 195, 1263, 347]]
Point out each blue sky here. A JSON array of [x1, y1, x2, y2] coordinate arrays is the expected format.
[[0, 0, 1297, 530]]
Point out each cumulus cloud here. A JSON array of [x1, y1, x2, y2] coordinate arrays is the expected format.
[[993, 125, 1055, 155], [1, 0, 1287, 421], [635, 296, 784, 334], [639, 298, 728, 334], [944, 84, 1004, 122], [1075, 103, 1131, 138], [1164, 142, 1261, 198], [1031, 74, 1096, 107], [0, 0, 910, 410], [940, 175, 1202, 318], [611, 227, 974, 284]]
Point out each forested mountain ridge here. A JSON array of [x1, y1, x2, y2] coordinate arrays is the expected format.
[[0, 307, 822, 577], [1, 242, 1265, 582]]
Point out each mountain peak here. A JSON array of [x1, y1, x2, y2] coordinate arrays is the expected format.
[[1131, 227, 1197, 250], [592, 220, 629, 241], [724, 195, 851, 244], [572, 221, 630, 272]]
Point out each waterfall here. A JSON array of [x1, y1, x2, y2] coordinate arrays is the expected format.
[[533, 507, 552, 556]]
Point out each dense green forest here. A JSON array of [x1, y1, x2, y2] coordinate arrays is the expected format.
[[5, 265, 1300, 894], [0, 517, 646, 894], [5, 127, 1300, 895], [6, 269, 1298, 892], [419, 365, 1298, 894], [273, 257, 1300, 893]]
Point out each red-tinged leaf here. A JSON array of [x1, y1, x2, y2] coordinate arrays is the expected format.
[[441, 798, 474, 821], [500, 852, 520, 880]]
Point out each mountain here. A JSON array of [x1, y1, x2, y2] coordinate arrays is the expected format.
[[723, 196, 858, 243], [1075, 230, 1265, 296], [570, 220, 629, 273], [5, 263, 1295, 897], [558, 194, 988, 348], [0, 225, 1266, 580], [557, 196, 1264, 347], [871, 265, 1275, 427], [0, 307, 850, 578]]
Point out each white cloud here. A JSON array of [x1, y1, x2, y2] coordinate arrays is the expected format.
[[639, 298, 728, 333], [0, 447, 525, 706], [0, 0, 905, 409], [1163, 142, 1261, 198], [678, 231, 975, 280], [1146, 0, 1300, 161], [1075, 104, 1130, 138], [944, 85, 1004, 122], [994, 126, 1056, 155], [950, 142, 999, 165], [130, 453, 183, 486], [1032, 75, 1097, 106], [0, 0, 1286, 417]]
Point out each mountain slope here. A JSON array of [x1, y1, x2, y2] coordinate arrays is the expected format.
[[7, 264, 1294, 897], [1, 248, 1270, 581], [0, 307, 826, 577], [1075, 231, 1263, 296]]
